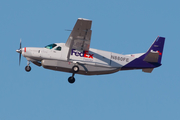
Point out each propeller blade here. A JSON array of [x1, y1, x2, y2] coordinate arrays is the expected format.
[[20, 39, 22, 49], [19, 52, 21, 65], [19, 39, 22, 65]]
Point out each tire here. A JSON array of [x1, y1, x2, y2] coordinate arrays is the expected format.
[[68, 77, 75, 84], [72, 65, 79, 73], [25, 66, 31, 72]]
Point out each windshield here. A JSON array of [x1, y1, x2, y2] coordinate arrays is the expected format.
[[45, 43, 57, 49]]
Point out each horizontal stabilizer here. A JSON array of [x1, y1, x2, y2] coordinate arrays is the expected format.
[[142, 68, 154, 73], [143, 52, 159, 63]]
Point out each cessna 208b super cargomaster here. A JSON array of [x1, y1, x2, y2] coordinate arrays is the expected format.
[[16, 18, 165, 84]]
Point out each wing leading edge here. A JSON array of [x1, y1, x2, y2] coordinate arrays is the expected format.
[[66, 18, 92, 60]]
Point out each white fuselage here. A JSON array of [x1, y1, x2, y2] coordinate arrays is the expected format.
[[22, 43, 139, 75]]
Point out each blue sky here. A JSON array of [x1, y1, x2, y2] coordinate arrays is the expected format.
[[0, 0, 180, 120]]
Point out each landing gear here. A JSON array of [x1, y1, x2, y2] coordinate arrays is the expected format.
[[68, 65, 79, 84], [68, 76, 75, 83], [25, 66, 31, 72], [25, 61, 31, 72]]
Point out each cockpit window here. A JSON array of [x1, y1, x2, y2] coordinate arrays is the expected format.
[[45, 43, 57, 49], [55, 46, 61, 51]]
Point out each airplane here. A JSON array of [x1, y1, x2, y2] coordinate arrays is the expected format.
[[16, 18, 165, 84]]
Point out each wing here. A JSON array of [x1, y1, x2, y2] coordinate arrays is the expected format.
[[66, 18, 92, 60]]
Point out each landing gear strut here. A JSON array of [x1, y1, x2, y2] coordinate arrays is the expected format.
[[25, 61, 31, 72], [68, 65, 79, 84]]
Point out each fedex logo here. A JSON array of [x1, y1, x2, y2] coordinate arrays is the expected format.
[[71, 49, 94, 59], [151, 50, 162, 55]]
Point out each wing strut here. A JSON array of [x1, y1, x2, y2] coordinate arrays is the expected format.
[[67, 37, 74, 61]]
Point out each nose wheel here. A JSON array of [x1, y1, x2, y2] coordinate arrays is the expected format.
[[25, 66, 31, 72], [68, 65, 79, 84], [25, 61, 31, 72]]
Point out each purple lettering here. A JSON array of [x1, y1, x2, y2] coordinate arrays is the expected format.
[[79, 52, 84, 57], [71, 49, 76, 55], [71, 49, 93, 59], [75, 52, 79, 56]]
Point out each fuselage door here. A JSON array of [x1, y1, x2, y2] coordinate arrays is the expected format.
[[50, 46, 62, 59], [41, 44, 62, 60]]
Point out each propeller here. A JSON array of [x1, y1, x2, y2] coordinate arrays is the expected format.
[[16, 39, 22, 65]]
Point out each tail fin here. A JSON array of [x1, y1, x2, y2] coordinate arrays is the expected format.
[[143, 36, 165, 64]]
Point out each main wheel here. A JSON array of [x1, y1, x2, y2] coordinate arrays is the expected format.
[[25, 66, 31, 72], [72, 65, 79, 73], [68, 77, 75, 84]]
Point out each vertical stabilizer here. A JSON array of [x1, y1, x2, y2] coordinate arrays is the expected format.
[[143, 36, 165, 64], [122, 36, 165, 71]]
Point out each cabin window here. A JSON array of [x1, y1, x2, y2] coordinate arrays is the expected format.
[[55, 46, 61, 51], [45, 43, 57, 49]]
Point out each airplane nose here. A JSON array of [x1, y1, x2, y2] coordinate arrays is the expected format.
[[16, 49, 22, 53]]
